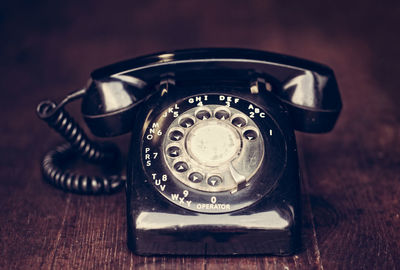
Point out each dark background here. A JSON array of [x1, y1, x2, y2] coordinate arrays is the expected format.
[[1, 1, 399, 269]]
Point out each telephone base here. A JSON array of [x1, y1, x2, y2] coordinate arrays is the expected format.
[[127, 197, 300, 256]]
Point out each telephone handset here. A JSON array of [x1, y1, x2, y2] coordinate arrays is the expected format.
[[37, 48, 341, 255]]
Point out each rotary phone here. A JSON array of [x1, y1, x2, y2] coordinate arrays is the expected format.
[[37, 48, 341, 256]]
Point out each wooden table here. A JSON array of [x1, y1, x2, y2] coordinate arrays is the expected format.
[[1, 1, 399, 269]]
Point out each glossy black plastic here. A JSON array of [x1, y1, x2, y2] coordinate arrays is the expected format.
[[88, 48, 342, 133], [73, 48, 342, 255], [82, 77, 147, 137], [127, 83, 301, 255]]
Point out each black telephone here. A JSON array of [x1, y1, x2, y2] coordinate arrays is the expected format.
[[37, 48, 341, 256]]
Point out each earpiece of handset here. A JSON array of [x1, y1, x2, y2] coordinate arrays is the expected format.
[[272, 68, 342, 133], [81, 77, 147, 137]]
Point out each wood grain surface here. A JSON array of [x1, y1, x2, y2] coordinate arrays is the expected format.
[[1, 1, 399, 269]]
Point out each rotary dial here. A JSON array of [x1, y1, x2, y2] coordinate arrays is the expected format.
[[162, 105, 264, 193]]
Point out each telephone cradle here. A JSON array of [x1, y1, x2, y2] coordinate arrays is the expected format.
[[36, 48, 341, 255]]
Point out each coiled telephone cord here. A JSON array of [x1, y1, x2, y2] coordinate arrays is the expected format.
[[36, 90, 124, 194]]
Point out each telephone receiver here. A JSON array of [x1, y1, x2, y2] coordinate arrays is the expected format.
[[37, 48, 341, 255]]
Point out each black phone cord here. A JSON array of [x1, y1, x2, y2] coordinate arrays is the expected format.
[[36, 99, 124, 194]]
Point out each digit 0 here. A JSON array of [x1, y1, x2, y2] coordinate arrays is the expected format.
[[211, 196, 217, 204]]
